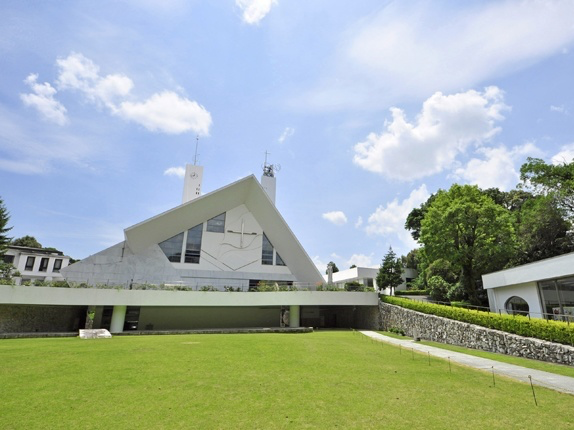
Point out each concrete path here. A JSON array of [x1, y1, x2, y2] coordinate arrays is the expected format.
[[361, 330, 574, 396]]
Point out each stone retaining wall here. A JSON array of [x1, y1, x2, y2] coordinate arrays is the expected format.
[[379, 301, 574, 366], [0, 304, 87, 333]]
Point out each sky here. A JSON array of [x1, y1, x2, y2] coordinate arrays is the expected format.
[[2, 0, 574, 273]]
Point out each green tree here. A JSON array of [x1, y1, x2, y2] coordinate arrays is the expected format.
[[326, 261, 339, 275], [0, 198, 12, 255], [512, 195, 574, 265], [405, 194, 437, 241], [420, 184, 514, 305], [520, 157, 574, 214], [0, 198, 13, 279], [376, 247, 403, 295], [11, 235, 42, 248]]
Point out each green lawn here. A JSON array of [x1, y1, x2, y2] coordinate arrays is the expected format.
[[1, 331, 573, 429]]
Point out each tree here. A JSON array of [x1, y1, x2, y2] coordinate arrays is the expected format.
[[349, 264, 357, 269], [419, 184, 515, 305], [512, 195, 574, 265], [0, 198, 13, 279], [520, 157, 574, 214], [11, 235, 42, 248], [405, 194, 437, 241], [0, 198, 12, 255], [376, 247, 403, 295], [326, 261, 339, 275]]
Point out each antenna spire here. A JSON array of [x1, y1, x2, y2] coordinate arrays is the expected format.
[[262, 150, 280, 177]]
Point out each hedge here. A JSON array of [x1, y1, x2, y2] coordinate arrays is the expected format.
[[381, 295, 574, 346], [394, 290, 429, 296]]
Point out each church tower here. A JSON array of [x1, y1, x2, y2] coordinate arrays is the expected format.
[[261, 154, 279, 205], [182, 137, 203, 204]]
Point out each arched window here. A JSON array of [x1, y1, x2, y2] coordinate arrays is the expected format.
[[505, 296, 529, 316]]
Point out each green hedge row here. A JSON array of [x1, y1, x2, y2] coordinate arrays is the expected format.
[[394, 290, 429, 296], [382, 295, 574, 346]]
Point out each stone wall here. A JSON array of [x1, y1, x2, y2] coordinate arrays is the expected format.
[[379, 301, 574, 366], [0, 305, 87, 334]]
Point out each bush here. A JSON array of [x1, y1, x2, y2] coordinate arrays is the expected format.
[[427, 276, 450, 302], [381, 295, 574, 345], [395, 290, 428, 296]]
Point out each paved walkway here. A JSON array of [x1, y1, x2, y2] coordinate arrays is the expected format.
[[361, 331, 574, 395]]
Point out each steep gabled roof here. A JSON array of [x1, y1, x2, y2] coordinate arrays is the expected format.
[[124, 175, 323, 283]]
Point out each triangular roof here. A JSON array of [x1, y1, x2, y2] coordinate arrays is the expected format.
[[124, 175, 323, 284]]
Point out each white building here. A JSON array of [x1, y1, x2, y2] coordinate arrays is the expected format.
[[9, 161, 377, 333], [482, 252, 574, 320], [325, 266, 418, 293], [3, 245, 70, 283]]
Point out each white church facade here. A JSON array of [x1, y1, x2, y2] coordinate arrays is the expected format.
[[1, 162, 379, 334]]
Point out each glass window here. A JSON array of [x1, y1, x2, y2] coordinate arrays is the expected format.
[[159, 232, 184, 263], [25, 256, 35, 271], [39, 258, 49, 272], [185, 224, 203, 263], [2, 255, 14, 264], [276, 252, 286, 266], [207, 213, 226, 233], [505, 296, 529, 316], [262, 233, 274, 265], [53, 259, 63, 272]]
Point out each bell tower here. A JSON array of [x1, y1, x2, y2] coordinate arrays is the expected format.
[[182, 136, 203, 204]]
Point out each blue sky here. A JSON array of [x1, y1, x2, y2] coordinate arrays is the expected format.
[[2, 1, 574, 272]]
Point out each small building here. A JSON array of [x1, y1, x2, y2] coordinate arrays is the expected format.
[[325, 266, 417, 293], [482, 252, 574, 320], [2, 245, 70, 283]]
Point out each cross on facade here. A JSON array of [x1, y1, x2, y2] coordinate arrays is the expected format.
[[226, 219, 257, 248]]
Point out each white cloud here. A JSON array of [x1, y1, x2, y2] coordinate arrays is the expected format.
[[550, 105, 568, 114], [312, 255, 329, 275], [24, 52, 212, 135], [347, 253, 376, 268], [354, 216, 363, 228], [366, 184, 430, 250], [236, 0, 276, 25], [322, 211, 348, 226], [20, 74, 68, 125], [353, 87, 508, 180], [551, 143, 574, 165], [453, 143, 541, 190], [120, 92, 212, 135], [304, 1, 574, 111], [164, 166, 186, 178], [278, 127, 294, 144]]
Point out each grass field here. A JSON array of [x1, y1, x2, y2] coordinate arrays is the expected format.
[[1, 331, 573, 429]]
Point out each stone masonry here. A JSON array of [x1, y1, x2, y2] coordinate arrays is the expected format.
[[379, 300, 574, 366]]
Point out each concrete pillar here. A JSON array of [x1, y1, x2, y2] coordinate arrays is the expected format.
[[110, 305, 127, 333], [289, 305, 300, 328]]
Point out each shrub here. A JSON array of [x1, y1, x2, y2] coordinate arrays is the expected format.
[[395, 290, 429, 296], [381, 295, 574, 345], [427, 276, 450, 302]]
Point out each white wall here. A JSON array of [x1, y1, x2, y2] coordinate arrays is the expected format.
[[487, 281, 543, 317], [62, 203, 296, 289], [0, 285, 379, 307]]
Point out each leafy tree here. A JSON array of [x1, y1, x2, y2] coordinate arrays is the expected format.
[[420, 184, 514, 305], [520, 157, 574, 214], [0, 198, 12, 255], [326, 261, 339, 275], [512, 195, 574, 265], [349, 264, 357, 269], [11, 235, 42, 248], [376, 247, 403, 295], [405, 194, 437, 241], [403, 248, 420, 270]]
